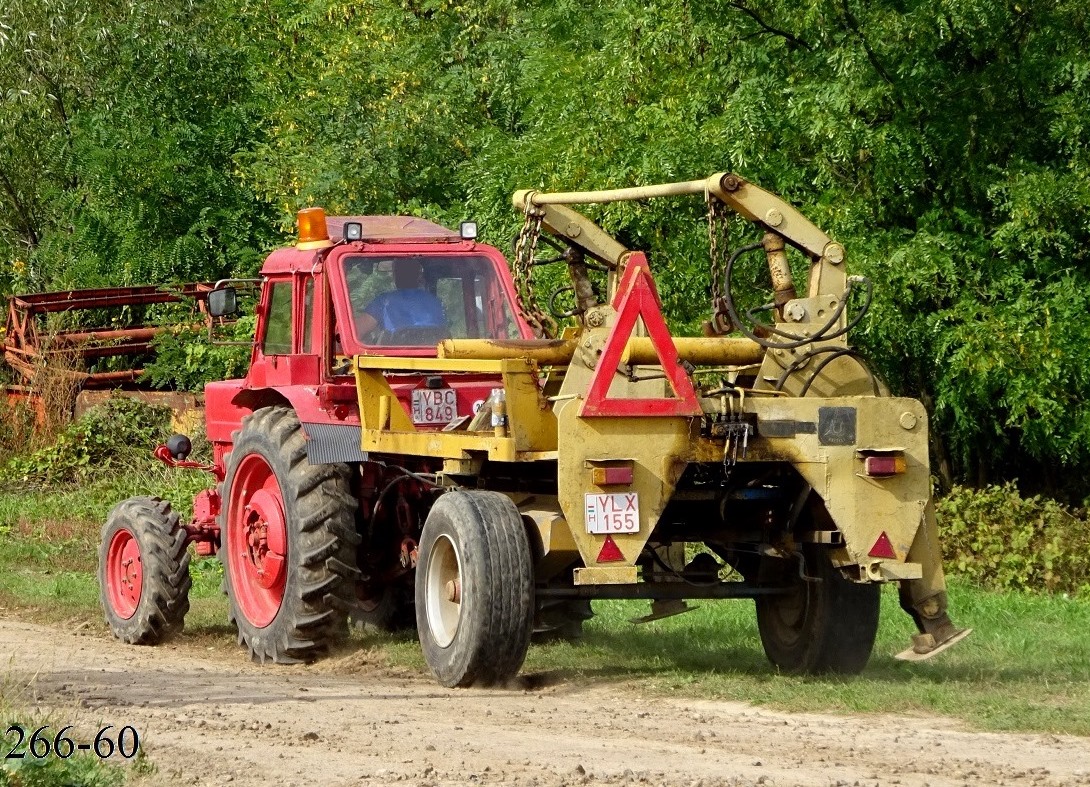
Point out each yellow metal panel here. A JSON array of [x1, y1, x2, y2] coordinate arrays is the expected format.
[[519, 503, 580, 582], [737, 396, 930, 568], [875, 561, 924, 581], [352, 355, 558, 453], [355, 355, 508, 373], [555, 399, 692, 578], [363, 429, 519, 462], [354, 368, 415, 432], [503, 362, 559, 452], [574, 566, 638, 585]]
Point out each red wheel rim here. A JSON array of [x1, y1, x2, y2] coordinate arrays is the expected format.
[[105, 528, 143, 619], [227, 453, 288, 628]]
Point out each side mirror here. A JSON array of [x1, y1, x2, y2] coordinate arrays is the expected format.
[[208, 287, 239, 318]]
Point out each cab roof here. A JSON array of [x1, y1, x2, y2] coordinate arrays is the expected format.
[[261, 215, 468, 275], [326, 215, 459, 243]]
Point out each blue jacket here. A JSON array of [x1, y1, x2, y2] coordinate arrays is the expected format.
[[364, 289, 447, 333]]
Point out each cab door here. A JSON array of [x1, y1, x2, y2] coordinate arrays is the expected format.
[[249, 273, 320, 388]]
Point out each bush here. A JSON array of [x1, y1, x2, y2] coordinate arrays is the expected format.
[[1, 397, 172, 487], [938, 482, 1090, 596], [141, 316, 256, 392]]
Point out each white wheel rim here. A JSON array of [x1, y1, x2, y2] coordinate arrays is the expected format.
[[426, 533, 462, 648]]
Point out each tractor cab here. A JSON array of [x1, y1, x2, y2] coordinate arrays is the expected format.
[[205, 210, 534, 448]]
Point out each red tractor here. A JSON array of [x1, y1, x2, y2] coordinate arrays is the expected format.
[[100, 211, 534, 670]]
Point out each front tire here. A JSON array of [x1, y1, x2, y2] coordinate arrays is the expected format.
[[415, 491, 534, 687], [99, 496, 191, 645], [221, 406, 360, 663], [755, 545, 880, 675]]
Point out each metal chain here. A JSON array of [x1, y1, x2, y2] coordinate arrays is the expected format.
[[513, 203, 558, 338], [706, 195, 732, 334]]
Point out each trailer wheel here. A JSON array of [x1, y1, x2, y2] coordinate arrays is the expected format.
[[221, 406, 360, 664], [755, 545, 879, 675], [99, 496, 191, 645], [415, 491, 534, 687]]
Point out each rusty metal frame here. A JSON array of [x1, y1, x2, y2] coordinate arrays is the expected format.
[[2, 283, 214, 389]]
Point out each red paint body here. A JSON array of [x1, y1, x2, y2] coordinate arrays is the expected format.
[[179, 216, 535, 555]]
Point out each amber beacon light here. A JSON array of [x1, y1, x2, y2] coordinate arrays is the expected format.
[[296, 207, 333, 250]]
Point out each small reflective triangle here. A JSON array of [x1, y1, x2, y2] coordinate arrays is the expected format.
[[596, 535, 626, 563], [868, 531, 898, 559]]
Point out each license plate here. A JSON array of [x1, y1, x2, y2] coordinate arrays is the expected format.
[[411, 388, 458, 425], [584, 492, 640, 534]]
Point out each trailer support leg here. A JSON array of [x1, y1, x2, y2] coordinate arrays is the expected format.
[[895, 501, 972, 661]]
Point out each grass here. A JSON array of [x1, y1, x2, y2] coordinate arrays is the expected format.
[[0, 467, 215, 626], [374, 584, 1090, 736], [2, 474, 1089, 738]]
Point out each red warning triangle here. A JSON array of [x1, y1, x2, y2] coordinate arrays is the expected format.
[[596, 535, 626, 563], [868, 531, 898, 559], [611, 252, 663, 308], [581, 253, 701, 417]]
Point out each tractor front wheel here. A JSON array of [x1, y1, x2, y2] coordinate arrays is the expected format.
[[221, 406, 359, 663], [755, 545, 879, 675], [416, 491, 534, 687], [99, 496, 191, 644]]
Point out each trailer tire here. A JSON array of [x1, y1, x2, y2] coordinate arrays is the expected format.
[[755, 545, 879, 675], [221, 406, 360, 664], [416, 491, 534, 687], [99, 496, 191, 645]]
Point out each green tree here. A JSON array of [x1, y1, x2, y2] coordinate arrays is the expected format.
[[0, 0, 274, 293], [3, 0, 1089, 498]]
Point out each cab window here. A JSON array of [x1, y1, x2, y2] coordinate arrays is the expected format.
[[261, 281, 293, 355], [342, 255, 519, 346]]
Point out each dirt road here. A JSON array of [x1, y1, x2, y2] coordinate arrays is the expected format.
[[1, 619, 1088, 787]]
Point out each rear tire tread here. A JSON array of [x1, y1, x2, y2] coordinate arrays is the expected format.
[[416, 491, 534, 687], [222, 406, 360, 664], [756, 544, 879, 675]]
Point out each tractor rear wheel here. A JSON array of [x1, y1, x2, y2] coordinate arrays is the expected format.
[[99, 496, 191, 644], [221, 406, 360, 663], [415, 491, 534, 687], [755, 545, 880, 675]]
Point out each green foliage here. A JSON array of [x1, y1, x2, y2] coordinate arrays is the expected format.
[[3, 0, 1090, 497], [2, 397, 171, 486], [142, 316, 256, 391], [0, 0, 276, 293], [938, 483, 1090, 596]]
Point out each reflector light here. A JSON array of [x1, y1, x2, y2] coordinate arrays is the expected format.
[[459, 221, 478, 240], [863, 455, 906, 476], [868, 531, 898, 559], [591, 466, 634, 486], [596, 535, 626, 563], [297, 207, 333, 250], [343, 221, 363, 241]]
